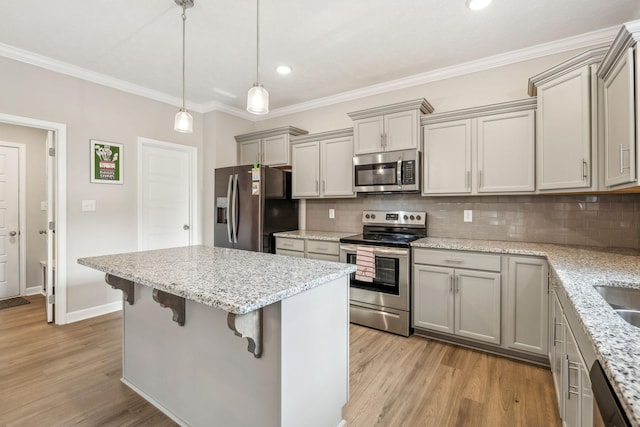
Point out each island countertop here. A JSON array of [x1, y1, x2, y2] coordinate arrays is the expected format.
[[412, 237, 640, 426], [78, 245, 355, 315]]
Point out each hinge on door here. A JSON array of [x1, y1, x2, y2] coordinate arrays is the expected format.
[[48, 147, 55, 157], [48, 295, 55, 304], [48, 221, 55, 231]]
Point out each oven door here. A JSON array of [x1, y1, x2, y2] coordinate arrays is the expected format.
[[340, 243, 410, 311]]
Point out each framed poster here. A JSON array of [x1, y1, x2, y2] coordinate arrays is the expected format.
[[91, 140, 123, 184]]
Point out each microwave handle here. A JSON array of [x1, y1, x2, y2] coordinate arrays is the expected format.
[[397, 159, 402, 186]]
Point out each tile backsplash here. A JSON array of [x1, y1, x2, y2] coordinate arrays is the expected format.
[[305, 193, 640, 249]]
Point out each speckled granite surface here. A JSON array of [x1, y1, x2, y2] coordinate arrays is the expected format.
[[413, 237, 640, 426], [274, 230, 358, 241], [78, 245, 355, 315]]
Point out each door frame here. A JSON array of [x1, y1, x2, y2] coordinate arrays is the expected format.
[[137, 137, 199, 250], [0, 113, 67, 324], [0, 142, 26, 297]]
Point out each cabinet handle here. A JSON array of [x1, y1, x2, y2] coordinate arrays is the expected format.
[[455, 275, 460, 294], [582, 159, 588, 180], [567, 361, 581, 398], [620, 144, 631, 173], [466, 171, 471, 189], [478, 170, 483, 188], [450, 274, 454, 293], [444, 258, 464, 264], [322, 180, 326, 192], [315, 180, 319, 192], [620, 144, 624, 174]]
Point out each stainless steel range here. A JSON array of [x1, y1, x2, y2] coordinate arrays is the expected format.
[[339, 210, 426, 336]]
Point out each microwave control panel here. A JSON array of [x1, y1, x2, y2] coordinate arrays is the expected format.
[[403, 160, 416, 184]]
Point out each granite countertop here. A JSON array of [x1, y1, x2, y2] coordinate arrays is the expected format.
[[78, 245, 355, 315], [412, 237, 640, 426], [274, 230, 358, 241]]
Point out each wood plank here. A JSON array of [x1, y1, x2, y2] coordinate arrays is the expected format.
[[0, 296, 560, 426]]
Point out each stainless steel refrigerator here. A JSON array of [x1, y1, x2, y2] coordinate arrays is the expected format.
[[214, 165, 298, 253]]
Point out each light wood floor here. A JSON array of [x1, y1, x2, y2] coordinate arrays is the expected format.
[[0, 295, 559, 426]]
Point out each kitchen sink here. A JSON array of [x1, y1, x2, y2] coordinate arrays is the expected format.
[[594, 285, 640, 328]]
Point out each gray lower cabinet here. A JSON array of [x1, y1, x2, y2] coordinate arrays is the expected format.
[[413, 249, 501, 345], [549, 288, 593, 427], [275, 237, 340, 262], [413, 248, 550, 362], [505, 256, 549, 356]]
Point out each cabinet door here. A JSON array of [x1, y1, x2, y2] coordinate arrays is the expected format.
[[263, 134, 290, 166], [477, 110, 535, 193], [455, 270, 501, 345], [321, 137, 354, 197], [537, 67, 592, 190], [550, 291, 565, 417], [564, 322, 581, 427], [580, 363, 593, 427], [353, 116, 383, 154], [291, 142, 320, 198], [603, 48, 636, 187], [423, 120, 472, 194], [413, 265, 455, 334], [238, 139, 261, 165], [384, 110, 419, 151], [506, 257, 548, 355]]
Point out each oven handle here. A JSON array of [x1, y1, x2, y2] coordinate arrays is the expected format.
[[340, 244, 409, 257]]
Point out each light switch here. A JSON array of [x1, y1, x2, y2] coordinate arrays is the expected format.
[[464, 210, 472, 222], [82, 200, 96, 211], [40, 201, 47, 211], [329, 209, 335, 219]]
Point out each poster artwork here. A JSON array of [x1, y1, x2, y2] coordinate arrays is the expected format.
[[91, 140, 123, 184]]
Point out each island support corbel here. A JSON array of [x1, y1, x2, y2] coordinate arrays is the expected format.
[[152, 289, 186, 326], [105, 274, 135, 305], [227, 309, 263, 358]]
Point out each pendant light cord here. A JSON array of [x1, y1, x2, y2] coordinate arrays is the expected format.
[[181, 4, 187, 111], [256, 0, 260, 84]]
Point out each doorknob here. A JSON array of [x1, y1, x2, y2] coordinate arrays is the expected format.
[[183, 225, 190, 230], [9, 231, 17, 237]]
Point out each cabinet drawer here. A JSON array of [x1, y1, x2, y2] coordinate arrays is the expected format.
[[307, 253, 340, 262], [306, 240, 340, 255], [276, 237, 305, 252], [414, 249, 501, 272], [276, 248, 305, 258]]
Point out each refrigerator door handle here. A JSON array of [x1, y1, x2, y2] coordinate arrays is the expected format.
[[226, 175, 233, 243], [232, 174, 239, 243]]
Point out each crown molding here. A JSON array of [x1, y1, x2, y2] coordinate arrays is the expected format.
[[421, 98, 537, 125], [290, 128, 353, 144], [598, 19, 640, 80], [0, 24, 621, 122], [347, 98, 434, 121], [234, 126, 308, 142]]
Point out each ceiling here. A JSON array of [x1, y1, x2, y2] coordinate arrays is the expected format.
[[1, 0, 639, 118]]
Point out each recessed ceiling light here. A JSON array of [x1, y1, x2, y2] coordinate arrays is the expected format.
[[466, 0, 492, 10], [276, 65, 292, 75]]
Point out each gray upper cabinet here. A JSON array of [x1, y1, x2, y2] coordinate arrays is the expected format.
[[528, 48, 606, 192], [291, 129, 355, 199], [598, 23, 639, 189], [235, 126, 308, 167], [348, 99, 434, 155], [422, 99, 536, 196]]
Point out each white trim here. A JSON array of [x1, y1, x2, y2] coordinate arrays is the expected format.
[[0, 113, 67, 325], [0, 141, 27, 297], [137, 137, 199, 250], [121, 378, 188, 427], [25, 286, 42, 295], [0, 26, 619, 122], [65, 300, 122, 324]]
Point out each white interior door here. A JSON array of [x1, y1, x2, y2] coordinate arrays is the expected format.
[[0, 145, 20, 299], [45, 131, 54, 322], [138, 139, 196, 251]]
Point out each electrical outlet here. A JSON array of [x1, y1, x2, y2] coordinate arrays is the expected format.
[[82, 200, 96, 212], [329, 209, 335, 219], [463, 210, 473, 222]]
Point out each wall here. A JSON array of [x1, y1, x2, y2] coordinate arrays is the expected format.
[[306, 194, 640, 249], [0, 56, 204, 314], [0, 123, 48, 290]]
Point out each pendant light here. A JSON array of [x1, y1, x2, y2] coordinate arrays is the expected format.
[[247, 0, 269, 114], [174, 0, 194, 133]]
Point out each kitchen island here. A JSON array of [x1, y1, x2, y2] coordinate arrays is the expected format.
[[78, 245, 355, 427]]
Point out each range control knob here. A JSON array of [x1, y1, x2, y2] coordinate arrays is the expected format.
[[365, 214, 370, 219], [416, 215, 422, 221], [371, 214, 376, 219], [403, 215, 409, 220], [410, 215, 415, 220]]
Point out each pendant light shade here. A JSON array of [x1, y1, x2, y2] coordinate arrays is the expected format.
[[174, 110, 193, 133], [247, 83, 269, 115], [174, 0, 194, 133], [247, 0, 269, 114]]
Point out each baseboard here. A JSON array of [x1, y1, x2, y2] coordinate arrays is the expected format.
[[121, 378, 188, 427], [25, 286, 43, 295], [65, 300, 122, 323]]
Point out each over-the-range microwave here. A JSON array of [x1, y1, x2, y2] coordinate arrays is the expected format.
[[353, 149, 420, 193]]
